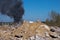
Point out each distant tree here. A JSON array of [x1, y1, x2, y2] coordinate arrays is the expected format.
[[45, 11, 60, 26], [50, 11, 59, 22], [45, 19, 49, 24]]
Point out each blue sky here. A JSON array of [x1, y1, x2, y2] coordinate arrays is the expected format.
[[0, 13, 14, 22], [0, 0, 60, 22], [23, 0, 60, 21]]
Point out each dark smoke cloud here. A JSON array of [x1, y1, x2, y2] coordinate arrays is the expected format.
[[0, 0, 24, 23]]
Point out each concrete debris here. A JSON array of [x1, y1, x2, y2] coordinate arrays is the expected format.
[[0, 20, 60, 40]]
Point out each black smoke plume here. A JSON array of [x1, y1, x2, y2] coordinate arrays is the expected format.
[[0, 0, 24, 23]]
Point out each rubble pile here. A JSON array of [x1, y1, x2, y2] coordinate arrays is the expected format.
[[0, 20, 60, 40]]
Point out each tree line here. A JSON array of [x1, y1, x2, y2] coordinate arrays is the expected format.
[[45, 11, 60, 27]]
